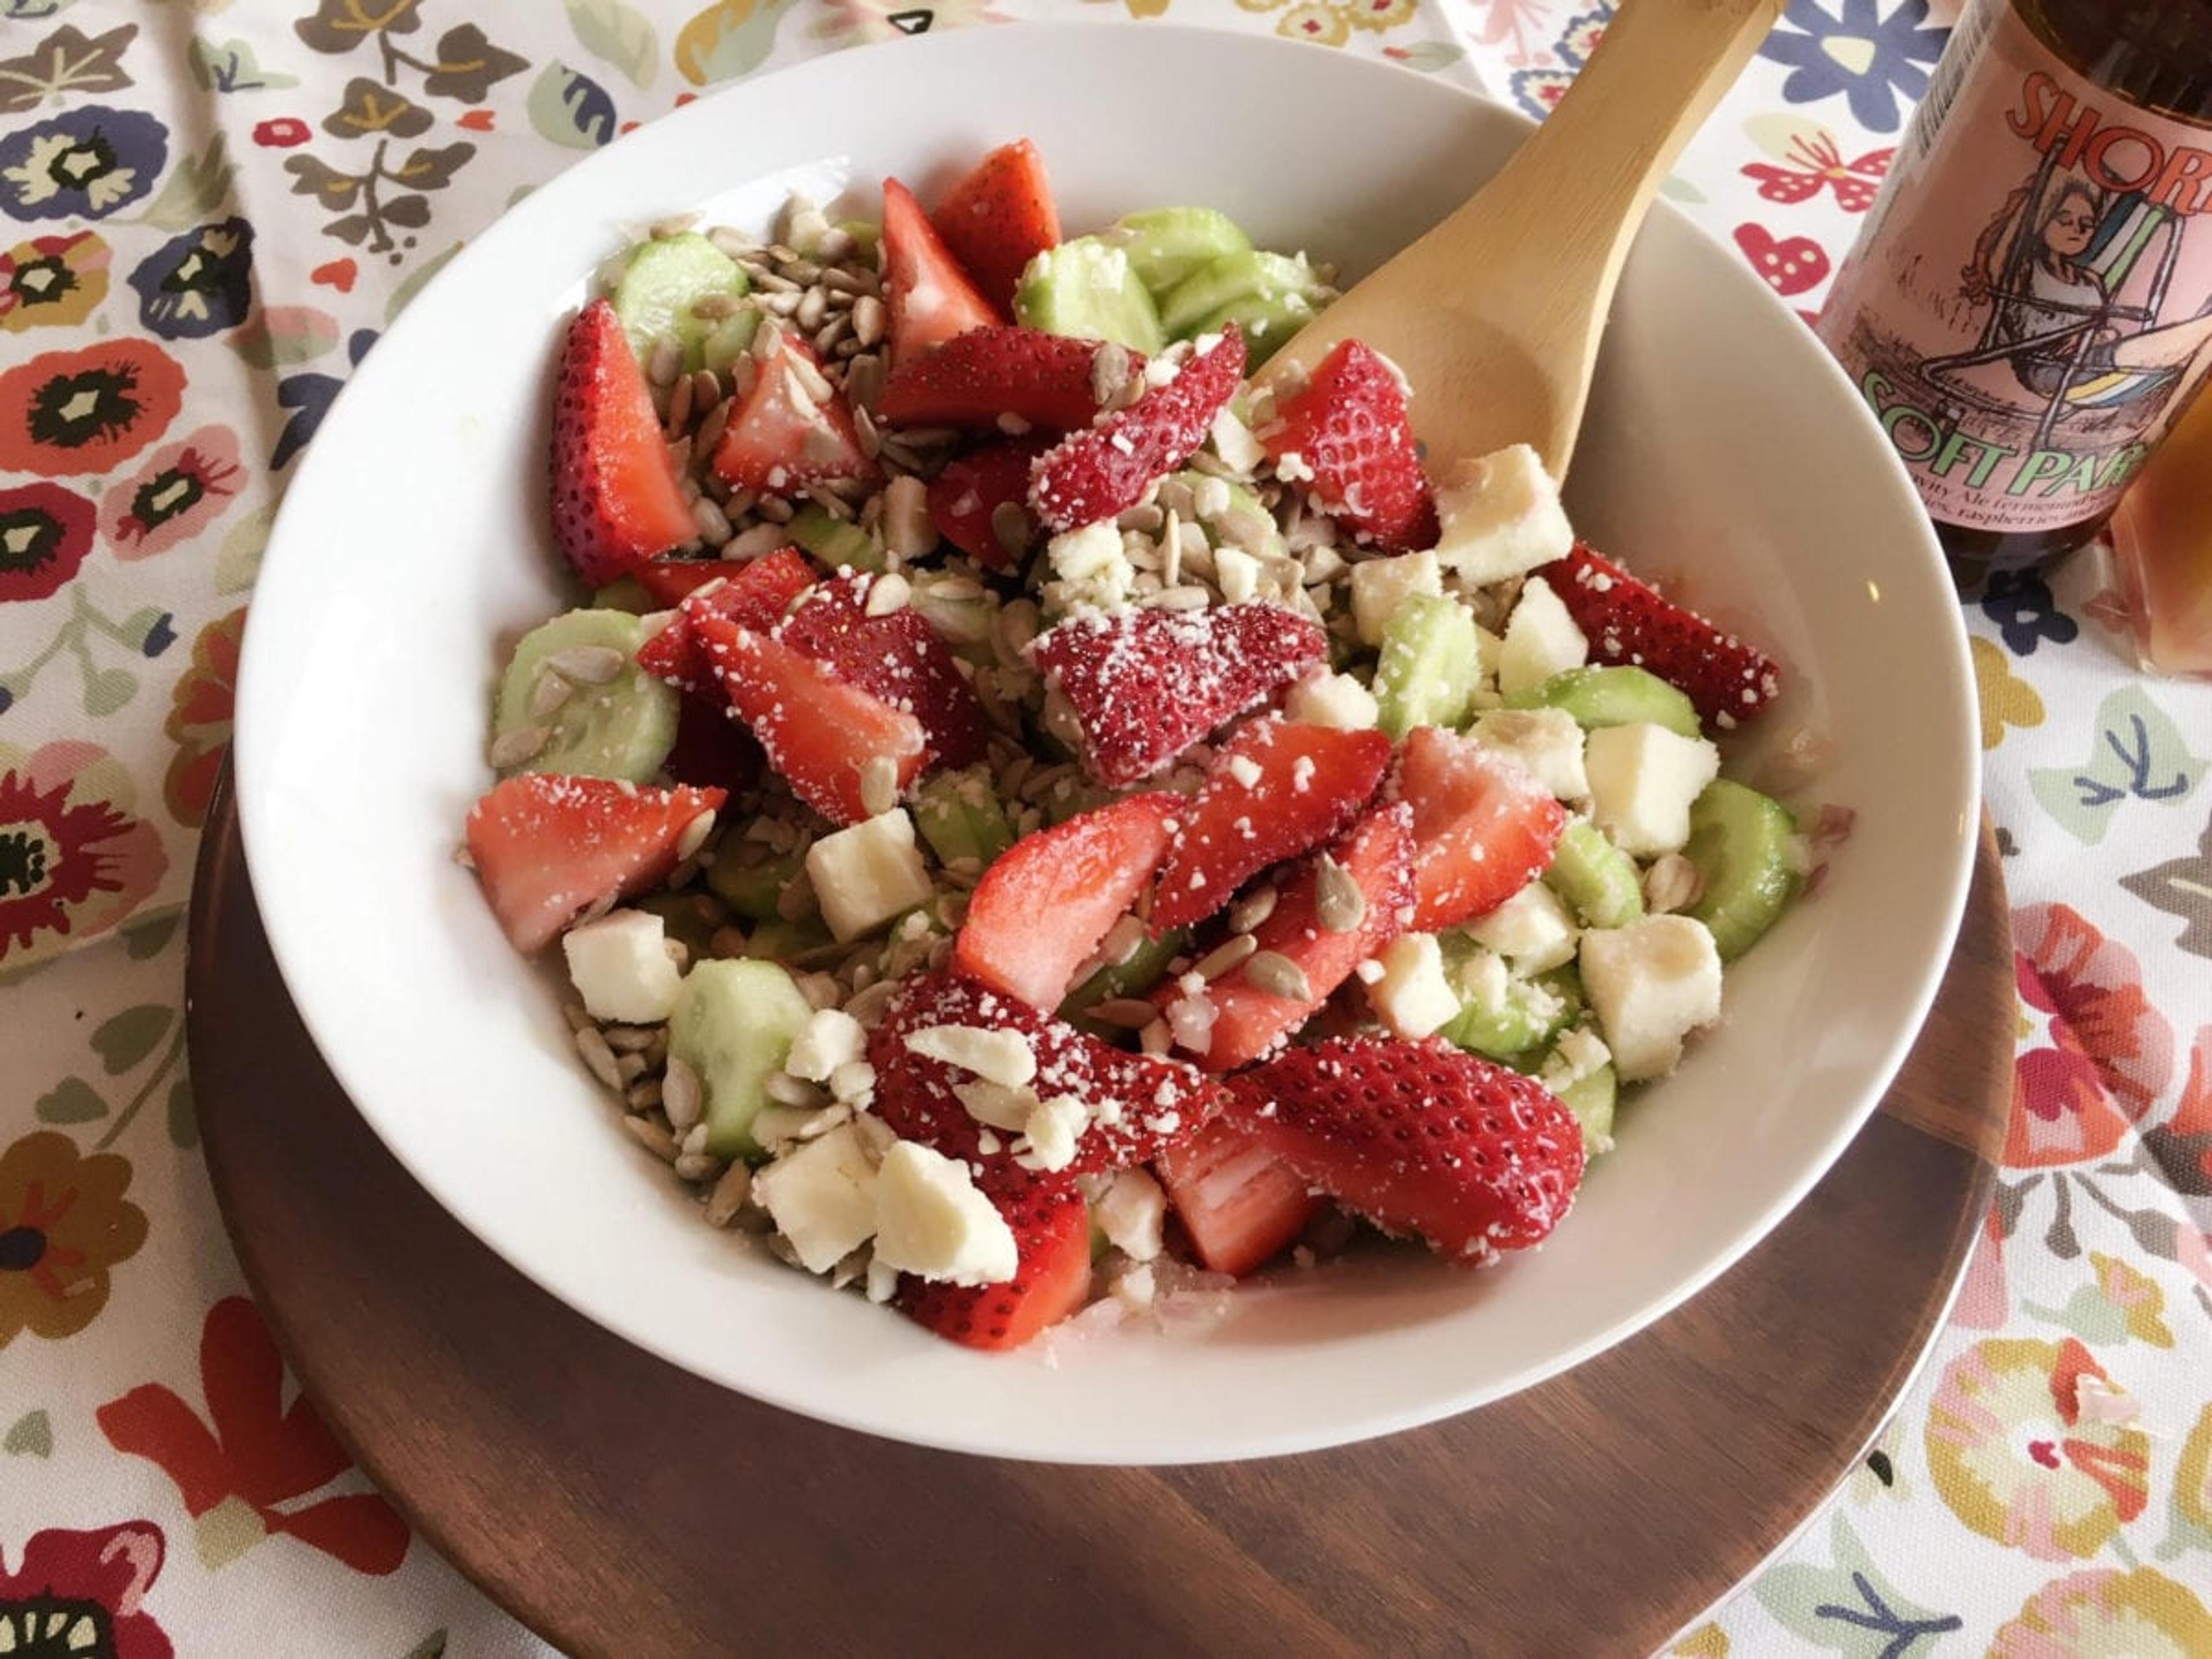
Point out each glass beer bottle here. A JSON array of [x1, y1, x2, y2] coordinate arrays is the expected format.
[[1817, 0, 2212, 591]]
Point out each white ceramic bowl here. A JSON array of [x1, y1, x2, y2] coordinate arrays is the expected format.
[[236, 22, 1979, 1464]]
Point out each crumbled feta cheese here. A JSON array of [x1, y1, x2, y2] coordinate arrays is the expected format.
[[1451, 943, 1510, 1012], [784, 1007, 868, 1082], [1496, 575, 1590, 696], [1580, 915, 1723, 1082], [1228, 753, 1264, 789], [1111, 1262, 1157, 1311], [904, 1024, 1036, 1089], [1540, 1024, 1613, 1094], [1469, 707, 1589, 801], [952, 1078, 1037, 1132], [1042, 520, 1134, 613], [1366, 933, 1461, 1039], [750, 1123, 880, 1274], [1093, 1168, 1167, 1262], [1465, 880, 1580, 974], [1285, 669, 1381, 731], [1584, 725, 1722, 856], [1349, 550, 1442, 646], [1018, 1093, 1091, 1173], [1209, 406, 1266, 473], [561, 909, 683, 1024], [870, 1141, 1020, 1286], [805, 809, 934, 941]]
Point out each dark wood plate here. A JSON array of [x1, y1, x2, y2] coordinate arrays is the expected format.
[[186, 783, 2011, 1658]]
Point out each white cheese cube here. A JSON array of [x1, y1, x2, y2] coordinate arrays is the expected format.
[[1041, 521, 1133, 613], [1464, 880, 1580, 974], [1469, 707, 1589, 802], [1018, 1093, 1091, 1173], [562, 909, 683, 1024], [1209, 406, 1267, 474], [750, 1123, 880, 1274], [1584, 725, 1721, 856], [1580, 915, 1723, 1082], [1450, 942, 1511, 1012], [1349, 550, 1442, 646], [805, 809, 934, 941], [1093, 1168, 1167, 1262], [1366, 933, 1463, 1039], [870, 1141, 1020, 1286], [1540, 1024, 1613, 1094], [1431, 444, 1575, 585], [1496, 576, 1589, 697], [1285, 669, 1381, 731], [1213, 545, 1262, 606], [784, 1007, 867, 1082]]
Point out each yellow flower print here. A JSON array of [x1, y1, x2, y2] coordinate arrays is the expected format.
[[1345, 0, 1416, 29], [1233, 0, 1420, 44], [1990, 1567, 2212, 1658], [0, 1130, 148, 1347], [0, 232, 109, 334], [2090, 1251, 2174, 1347], [1277, 3, 1350, 42], [2175, 1401, 2212, 1539], [1972, 634, 2044, 750], [1668, 1624, 1728, 1657]]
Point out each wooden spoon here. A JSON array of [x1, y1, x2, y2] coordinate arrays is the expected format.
[[1267, 0, 1787, 481]]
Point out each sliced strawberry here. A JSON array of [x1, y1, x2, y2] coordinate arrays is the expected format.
[[1154, 1115, 1321, 1279], [550, 298, 699, 587], [1029, 328, 1246, 531], [694, 614, 924, 827], [662, 694, 763, 794], [1259, 339, 1437, 552], [1169, 802, 1414, 1071], [710, 331, 874, 497], [1543, 541, 1782, 730], [1152, 717, 1392, 931], [870, 968, 1228, 1181], [1029, 602, 1327, 787], [1395, 726, 1567, 933], [955, 792, 1179, 1010], [464, 774, 725, 953], [927, 437, 1047, 569], [881, 176, 999, 366], [630, 557, 728, 607], [635, 546, 817, 692], [1227, 1036, 1585, 1262], [775, 572, 988, 768], [897, 1176, 1091, 1351], [930, 138, 1061, 311], [878, 327, 1125, 433]]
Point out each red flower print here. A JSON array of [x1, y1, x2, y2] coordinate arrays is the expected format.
[[0, 1520, 171, 1658], [1951, 1202, 2009, 1330], [1734, 224, 1832, 297], [101, 425, 243, 560], [162, 608, 244, 828], [0, 339, 184, 476], [1743, 130, 1893, 212], [98, 1298, 410, 1576], [0, 740, 169, 964], [2143, 1025, 2212, 1196], [2008, 904, 2176, 1168], [252, 118, 310, 149], [0, 480, 96, 603]]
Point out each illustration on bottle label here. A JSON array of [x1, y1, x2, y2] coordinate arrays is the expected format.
[[1819, 4, 2212, 536]]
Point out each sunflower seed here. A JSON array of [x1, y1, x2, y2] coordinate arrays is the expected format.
[[1194, 933, 1259, 981], [726, 521, 793, 560], [823, 266, 879, 297], [1244, 950, 1314, 1002], [562, 1001, 595, 1033], [624, 1079, 663, 1112], [646, 335, 684, 388], [489, 724, 550, 769], [752, 318, 785, 362], [859, 755, 899, 817], [622, 1113, 680, 1162], [1145, 585, 1211, 612], [815, 227, 857, 263], [776, 865, 817, 921], [527, 670, 572, 722], [674, 1152, 721, 1183], [804, 483, 854, 521], [692, 495, 733, 546], [1227, 884, 1279, 933], [786, 349, 835, 404], [601, 1023, 660, 1054], [650, 211, 700, 240], [725, 353, 759, 402], [664, 372, 696, 436], [1138, 1019, 1173, 1056], [990, 502, 1033, 562], [751, 268, 801, 294], [883, 475, 933, 560], [813, 311, 853, 357], [702, 1161, 754, 1226], [690, 291, 743, 321], [1643, 852, 1705, 914], [1315, 853, 1367, 934], [865, 572, 910, 616], [755, 494, 796, 524], [794, 285, 828, 333], [707, 225, 754, 259], [851, 294, 887, 349], [546, 645, 627, 685], [661, 1055, 704, 1132], [1086, 998, 1160, 1029], [676, 809, 717, 862]]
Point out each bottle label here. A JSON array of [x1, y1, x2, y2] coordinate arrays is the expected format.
[[1819, 1, 2212, 535]]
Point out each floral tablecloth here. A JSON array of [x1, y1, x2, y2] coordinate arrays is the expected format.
[[2, 0, 2209, 1652]]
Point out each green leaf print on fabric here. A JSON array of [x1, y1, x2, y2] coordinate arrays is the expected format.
[[675, 0, 801, 86], [2029, 687, 2207, 846], [569, 0, 660, 87], [2, 1409, 52, 1457], [35, 1075, 105, 1124], [527, 61, 619, 149], [230, 305, 343, 370], [166, 1074, 196, 1150], [1387, 40, 1465, 72], [91, 1003, 171, 1074], [187, 36, 302, 94], [1755, 1512, 1962, 1656], [139, 132, 236, 233]]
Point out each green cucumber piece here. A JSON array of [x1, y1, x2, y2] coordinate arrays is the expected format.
[[1014, 236, 1165, 354], [743, 915, 832, 963], [1157, 249, 1328, 353], [911, 768, 1016, 869], [493, 609, 679, 783], [631, 890, 727, 962], [706, 850, 805, 922], [1683, 779, 1802, 961], [1107, 207, 1252, 295], [667, 959, 814, 1160], [1374, 593, 1482, 740], [1543, 819, 1645, 929], [1060, 927, 1188, 1024], [699, 306, 762, 379], [838, 218, 880, 256], [1558, 1063, 1618, 1154], [1508, 665, 1701, 740], [1440, 973, 1575, 1066], [590, 577, 656, 615], [610, 233, 749, 370], [786, 502, 885, 574], [1173, 470, 1287, 562]]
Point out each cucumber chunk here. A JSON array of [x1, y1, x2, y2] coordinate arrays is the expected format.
[[631, 889, 726, 962], [1441, 974, 1575, 1066], [1374, 593, 1482, 740], [787, 502, 885, 575], [610, 233, 749, 370], [699, 306, 762, 378], [1157, 250, 1328, 362], [911, 768, 1016, 869], [494, 609, 679, 783], [743, 915, 833, 963], [1106, 207, 1252, 295], [706, 850, 805, 922], [1508, 665, 1701, 740], [1016, 237, 1166, 355], [1543, 819, 1646, 929], [1557, 1063, 1618, 1154], [1172, 469, 1287, 563], [667, 959, 814, 1160], [1060, 927, 1189, 1025], [590, 577, 656, 615], [1683, 779, 1802, 961]]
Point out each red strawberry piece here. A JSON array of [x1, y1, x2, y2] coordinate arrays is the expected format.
[[881, 176, 1000, 366], [632, 556, 737, 607], [897, 1176, 1092, 1351], [929, 138, 1062, 311], [694, 613, 925, 827], [1154, 1114, 1321, 1279], [927, 437, 1048, 569], [1227, 1035, 1585, 1262], [1542, 541, 1782, 730], [870, 968, 1228, 1183], [1028, 601, 1327, 787], [464, 774, 725, 953], [549, 298, 699, 586], [1395, 725, 1568, 934], [1259, 338, 1437, 552], [1029, 327, 1247, 531], [662, 694, 763, 794], [710, 331, 874, 497], [1167, 801, 1414, 1071], [955, 791, 1179, 1010], [1152, 717, 1392, 931], [775, 572, 989, 768], [635, 546, 817, 691], [877, 326, 1128, 433]]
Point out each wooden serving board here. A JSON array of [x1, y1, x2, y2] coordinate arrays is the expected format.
[[186, 787, 2013, 1659]]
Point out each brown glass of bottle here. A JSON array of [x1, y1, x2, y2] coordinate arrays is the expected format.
[[1817, 0, 2212, 592]]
